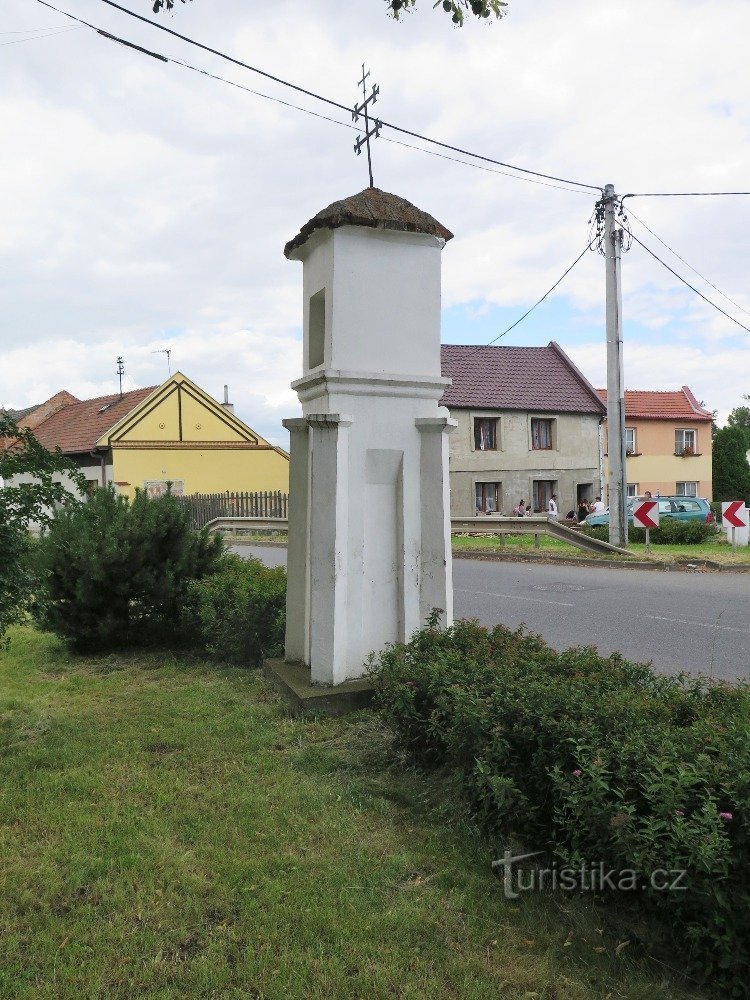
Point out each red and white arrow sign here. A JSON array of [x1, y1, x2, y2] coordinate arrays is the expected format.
[[633, 499, 659, 529], [722, 501, 749, 529]]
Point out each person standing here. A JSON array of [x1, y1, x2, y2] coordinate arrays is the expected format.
[[548, 494, 559, 520]]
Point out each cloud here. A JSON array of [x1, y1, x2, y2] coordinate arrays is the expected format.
[[2, 0, 749, 441]]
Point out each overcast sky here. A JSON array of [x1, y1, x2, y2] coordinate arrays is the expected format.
[[3, 0, 749, 442]]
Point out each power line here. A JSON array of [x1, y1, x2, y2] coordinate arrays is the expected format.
[[460, 239, 594, 357], [168, 54, 592, 195], [623, 191, 750, 199], [629, 231, 750, 335], [1, 26, 79, 45], [62, 0, 601, 193], [33, 0, 597, 196], [626, 207, 750, 320]]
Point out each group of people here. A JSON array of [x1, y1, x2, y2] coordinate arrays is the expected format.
[[479, 494, 612, 520], [508, 495, 607, 521]]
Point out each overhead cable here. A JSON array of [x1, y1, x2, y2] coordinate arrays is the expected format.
[[629, 231, 750, 335], [79, 0, 603, 192], [627, 207, 750, 319], [458, 239, 594, 359]]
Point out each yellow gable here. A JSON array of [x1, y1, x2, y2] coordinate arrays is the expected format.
[[96, 373, 267, 447]]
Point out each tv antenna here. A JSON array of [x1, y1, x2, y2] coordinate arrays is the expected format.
[[116, 356, 125, 398], [152, 348, 172, 375]]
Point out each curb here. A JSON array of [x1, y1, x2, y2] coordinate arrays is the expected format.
[[232, 538, 750, 575], [453, 549, 750, 573]]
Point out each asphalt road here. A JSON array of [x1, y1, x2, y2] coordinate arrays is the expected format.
[[234, 545, 750, 683]]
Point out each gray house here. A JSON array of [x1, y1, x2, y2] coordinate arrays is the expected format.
[[441, 342, 606, 517]]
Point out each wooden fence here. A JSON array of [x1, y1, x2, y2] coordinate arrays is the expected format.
[[176, 491, 289, 530]]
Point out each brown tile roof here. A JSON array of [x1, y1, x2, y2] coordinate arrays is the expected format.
[[440, 342, 606, 414], [31, 387, 157, 454], [18, 390, 80, 431], [596, 386, 713, 421], [285, 187, 453, 258]]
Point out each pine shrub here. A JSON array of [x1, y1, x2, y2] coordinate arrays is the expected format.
[[34, 487, 223, 649]]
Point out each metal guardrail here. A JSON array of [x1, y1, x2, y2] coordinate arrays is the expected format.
[[206, 514, 633, 557]]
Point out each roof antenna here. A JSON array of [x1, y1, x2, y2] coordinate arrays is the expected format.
[[152, 348, 172, 375], [116, 356, 125, 399]]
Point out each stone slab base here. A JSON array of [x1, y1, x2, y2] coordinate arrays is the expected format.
[[263, 658, 375, 716]]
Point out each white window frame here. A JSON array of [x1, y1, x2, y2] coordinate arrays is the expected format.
[[676, 481, 698, 497], [625, 427, 636, 454], [626, 483, 639, 498], [675, 428, 697, 455]]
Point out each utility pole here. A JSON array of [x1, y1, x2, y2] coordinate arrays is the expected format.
[[603, 183, 628, 546]]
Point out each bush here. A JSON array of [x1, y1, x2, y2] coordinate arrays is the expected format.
[[584, 518, 715, 545], [34, 487, 223, 649], [371, 620, 750, 993], [184, 553, 285, 665]]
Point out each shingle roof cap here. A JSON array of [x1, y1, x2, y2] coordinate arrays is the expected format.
[[596, 386, 713, 420], [284, 187, 453, 258], [440, 342, 606, 414]]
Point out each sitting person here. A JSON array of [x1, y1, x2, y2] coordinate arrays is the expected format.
[[577, 499, 590, 522]]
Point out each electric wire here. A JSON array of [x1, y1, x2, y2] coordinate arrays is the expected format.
[[629, 231, 750, 335], [168, 55, 592, 195], [1, 25, 79, 45], [627, 207, 750, 319], [458, 239, 595, 359], [623, 191, 750, 199], [36, 0, 602, 192]]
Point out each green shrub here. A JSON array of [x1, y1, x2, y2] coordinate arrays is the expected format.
[[371, 620, 750, 993], [184, 553, 285, 665], [34, 487, 223, 649], [584, 519, 715, 545]]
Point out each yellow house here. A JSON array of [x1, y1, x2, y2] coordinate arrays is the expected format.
[[598, 386, 713, 500], [24, 372, 289, 499]]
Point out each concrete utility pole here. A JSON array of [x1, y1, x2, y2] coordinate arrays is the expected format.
[[603, 183, 628, 546]]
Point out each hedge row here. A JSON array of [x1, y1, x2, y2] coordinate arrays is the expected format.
[[371, 619, 750, 994], [584, 518, 716, 545]]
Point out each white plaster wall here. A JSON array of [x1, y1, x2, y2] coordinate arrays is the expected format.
[[297, 226, 443, 378], [4, 459, 110, 533]]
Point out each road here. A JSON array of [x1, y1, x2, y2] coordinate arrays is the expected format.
[[234, 545, 750, 683]]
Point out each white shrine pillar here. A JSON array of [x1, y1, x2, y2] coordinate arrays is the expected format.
[[282, 188, 456, 686]]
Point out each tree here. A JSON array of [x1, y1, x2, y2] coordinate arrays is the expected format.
[[712, 426, 750, 504], [727, 396, 750, 450], [0, 415, 86, 642], [151, 0, 508, 27]]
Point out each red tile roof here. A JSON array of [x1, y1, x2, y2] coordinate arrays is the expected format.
[[31, 387, 157, 454], [596, 386, 713, 421], [440, 342, 606, 414]]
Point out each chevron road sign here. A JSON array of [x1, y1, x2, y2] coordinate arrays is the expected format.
[[633, 499, 659, 530], [722, 501, 749, 529]]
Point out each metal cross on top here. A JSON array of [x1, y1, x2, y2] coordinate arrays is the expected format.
[[352, 64, 381, 188]]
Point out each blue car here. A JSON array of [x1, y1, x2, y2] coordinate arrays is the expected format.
[[585, 496, 714, 528]]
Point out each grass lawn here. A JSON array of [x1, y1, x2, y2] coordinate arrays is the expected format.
[[0, 628, 707, 999]]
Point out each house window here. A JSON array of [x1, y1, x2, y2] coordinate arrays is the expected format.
[[473, 417, 498, 451], [625, 428, 636, 454], [475, 481, 501, 513], [532, 480, 556, 513], [675, 428, 697, 455], [531, 418, 554, 450], [676, 481, 698, 497], [626, 483, 638, 498]]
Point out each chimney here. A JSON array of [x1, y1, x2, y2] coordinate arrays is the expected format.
[[222, 384, 234, 415]]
